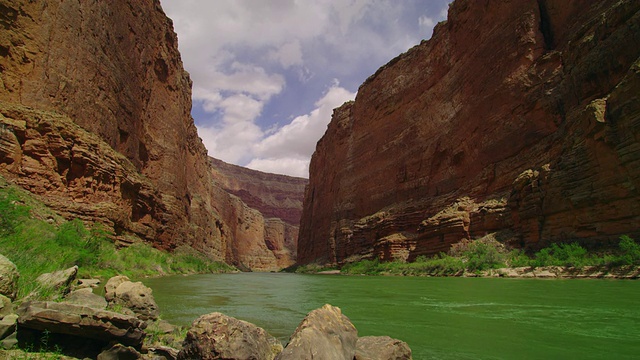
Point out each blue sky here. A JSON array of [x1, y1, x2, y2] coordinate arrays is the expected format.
[[160, 0, 450, 178]]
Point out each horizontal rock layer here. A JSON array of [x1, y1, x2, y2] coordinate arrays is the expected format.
[[299, 0, 640, 264], [0, 0, 304, 270], [0, 0, 228, 258]]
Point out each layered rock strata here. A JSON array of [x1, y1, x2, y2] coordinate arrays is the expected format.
[[0, 0, 303, 270], [0, 0, 228, 258], [299, 0, 640, 264], [210, 158, 306, 270]]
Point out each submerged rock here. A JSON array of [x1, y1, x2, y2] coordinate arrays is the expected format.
[[0, 255, 18, 301], [178, 312, 283, 360], [355, 336, 412, 360], [276, 304, 358, 360]]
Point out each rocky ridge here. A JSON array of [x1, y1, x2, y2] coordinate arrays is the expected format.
[[298, 0, 640, 265], [0, 0, 302, 270]]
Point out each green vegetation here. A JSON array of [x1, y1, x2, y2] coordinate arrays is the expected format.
[[326, 235, 640, 276], [289, 263, 339, 274], [0, 181, 234, 301]]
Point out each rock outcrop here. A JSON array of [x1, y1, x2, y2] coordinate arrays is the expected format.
[[210, 158, 306, 270], [210, 158, 307, 226], [35, 265, 78, 296], [298, 0, 640, 265], [355, 336, 412, 360], [0, 0, 229, 258], [16, 301, 147, 348], [104, 276, 159, 321], [0, 254, 18, 301], [276, 304, 358, 360], [0, 0, 304, 270], [178, 312, 283, 360]]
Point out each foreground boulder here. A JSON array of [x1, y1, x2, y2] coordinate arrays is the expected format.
[[105, 276, 159, 320], [16, 301, 147, 348], [355, 336, 412, 360], [177, 312, 283, 360], [276, 304, 358, 360], [35, 266, 78, 296], [0, 254, 18, 301], [64, 288, 108, 310]]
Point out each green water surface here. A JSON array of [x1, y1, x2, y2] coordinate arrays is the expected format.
[[143, 273, 640, 359]]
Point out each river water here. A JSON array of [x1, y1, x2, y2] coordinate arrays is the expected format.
[[143, 273, 640, 359]]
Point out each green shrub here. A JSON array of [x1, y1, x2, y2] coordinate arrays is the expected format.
[[342, 259, 381, 275], [612, 235, 640, 266], [463, 241, 506, 271]]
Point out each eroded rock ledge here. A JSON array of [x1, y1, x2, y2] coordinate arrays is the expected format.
[[298, 0, 640, 265]]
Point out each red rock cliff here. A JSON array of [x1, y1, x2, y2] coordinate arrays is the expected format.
[[298, 0, 640, 265], [0, 0, 306, 271], [210, 157, 307, 270]]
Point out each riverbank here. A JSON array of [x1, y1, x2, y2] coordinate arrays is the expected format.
[[292, 235, 640, 279], [0, 178, 236, 300]]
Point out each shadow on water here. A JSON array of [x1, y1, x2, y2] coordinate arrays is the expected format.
[[143, 273, 640, 359]]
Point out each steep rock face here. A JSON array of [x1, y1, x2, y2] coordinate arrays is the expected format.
[[210, 158, 306, 226], [299, 0, 640, 264], [0, 0, 228, 258], [210, 158, 306, 270]]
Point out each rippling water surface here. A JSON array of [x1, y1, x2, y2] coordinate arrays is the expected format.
[[143, 273, 640, 359]]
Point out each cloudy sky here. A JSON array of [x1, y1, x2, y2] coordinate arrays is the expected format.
[[160, 0, 450, 178]]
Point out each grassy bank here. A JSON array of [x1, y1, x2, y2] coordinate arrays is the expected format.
[[294, 235, 640, 277], [0, 180, 234, 300]]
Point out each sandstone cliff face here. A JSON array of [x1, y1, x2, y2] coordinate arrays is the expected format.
[[299, 0, 640, 265], [210, 158, 307, 226], [0, 0, 229, 259], [210, 157, 306, 270]]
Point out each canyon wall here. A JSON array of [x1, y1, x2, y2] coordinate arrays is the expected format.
[[298, 0, 640, 265], [0, 0, 301, 270], [210, 157, 307, 270]]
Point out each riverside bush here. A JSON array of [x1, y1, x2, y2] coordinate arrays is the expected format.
[[0, 184, 233, 300], [338, 235, 640, 276]]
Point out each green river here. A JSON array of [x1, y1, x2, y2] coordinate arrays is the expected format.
[[143, 273, 640, 359]]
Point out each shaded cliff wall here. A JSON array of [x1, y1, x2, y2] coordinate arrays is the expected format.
[[299, 0, 640, 265], [210, 157, 307, 270], [0, 0, 225, 260]]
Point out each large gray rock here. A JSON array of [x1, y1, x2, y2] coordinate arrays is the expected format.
[[104, 275, 130, 302], [0, 254, 18, 301], [64, 288, 107, 310], [35, 265, 78, 296], [355, 336, 412, 360], [16, 300, 147, 347], [104, 276, 159, 321], [177, 312, 283, 360], [0, 314, 18, 341], [0, 294, 12, 319], [276, 304, 358, 360]]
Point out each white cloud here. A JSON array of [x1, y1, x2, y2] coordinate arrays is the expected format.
[[203, 83, 355, 178], [253, 83, 355, 160], [268, 41, 303, 69], [419, 15, 435, 30], [160, 0, 450, 176], [246, 158, 310, 179]]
